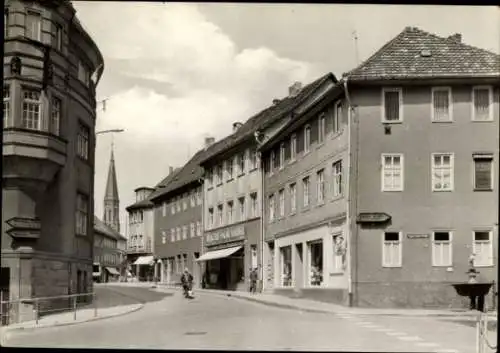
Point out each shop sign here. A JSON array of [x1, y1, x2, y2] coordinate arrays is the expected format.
[[205, 225, 245, 246], [407, 233, 429, 239], [356, 212, 391, 224]]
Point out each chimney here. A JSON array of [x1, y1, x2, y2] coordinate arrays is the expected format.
[[272, 99, 280, 105], [448, 33, 462, 43], [232, 122, 243, 133], [289, 81, 302, 97], [204, 136, 215, 148], [169, 166, 174, 175]]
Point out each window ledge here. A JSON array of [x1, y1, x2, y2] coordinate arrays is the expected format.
[[472, 119, 494, 123], [289, 211, 297, 217], [249, 167, 258, 173], [207, 186, 214, 191], [316, 201, 325, 208], [432, 189, 454, 193], [474, 188, 493, 192], [474, 264, 495, 268], [382, 189, 404, 192], [316, 142, 325, 150], [288, 159, 297, 166], [302, 206, 311, 213], [432, 265, 453, 268], [303, 151, 311, 156], [431, 120, 454, 123], [382, 120, 403, 124], [227, 177, 234, 182], [331, 195, 344, 202], [238, 173, 245, 178], [382, 265, 402, 268]]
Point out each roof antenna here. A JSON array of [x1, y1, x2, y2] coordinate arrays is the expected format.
[[353, 30, 360, 65]]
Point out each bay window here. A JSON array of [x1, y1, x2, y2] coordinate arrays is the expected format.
[[22, 89, 42, 131]]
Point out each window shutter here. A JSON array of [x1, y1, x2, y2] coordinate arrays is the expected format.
[[475, 159, 492, 189]]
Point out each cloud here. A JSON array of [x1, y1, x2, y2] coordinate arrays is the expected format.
[[72, 2, 319, 231]]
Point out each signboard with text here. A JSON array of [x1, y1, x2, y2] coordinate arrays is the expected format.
[[205, 224, 245, 247]]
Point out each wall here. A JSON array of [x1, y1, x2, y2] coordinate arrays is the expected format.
[[351, 84, 499, 308]]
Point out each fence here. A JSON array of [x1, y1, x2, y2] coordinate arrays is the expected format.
[[0, 292, 96, 326]]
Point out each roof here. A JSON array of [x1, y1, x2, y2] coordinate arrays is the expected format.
[[125, 198, 154, 211], [94, 216, 126, 241], [149, 150, 206, 203], [134, 186, 155, 192], [104, 149, 119, 202], [199, 72, 337, 166], [346, 26, 500, 81]]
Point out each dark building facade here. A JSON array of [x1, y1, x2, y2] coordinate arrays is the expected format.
[[150, 161, 204, 287], [2, 0, 104, 323]]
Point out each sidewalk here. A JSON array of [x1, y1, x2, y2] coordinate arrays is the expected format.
[[155, 284, 497, 320]]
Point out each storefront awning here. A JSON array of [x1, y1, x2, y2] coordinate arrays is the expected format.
[[133, 255, 154, 265], [105, 267, 120, 275], [196, 246, 242, 262]]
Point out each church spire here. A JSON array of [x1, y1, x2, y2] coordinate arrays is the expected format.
[[103, 144, 120, 233]]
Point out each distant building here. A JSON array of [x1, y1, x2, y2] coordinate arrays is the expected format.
[[1, 0, 104, 323], [93, 216, 127, 283], [150, 163, 203, 286], [125, 186, 156, 281]]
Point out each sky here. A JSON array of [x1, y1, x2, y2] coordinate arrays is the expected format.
[[71, 2, 499, 236]]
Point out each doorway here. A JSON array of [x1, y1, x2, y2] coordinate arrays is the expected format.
[[1, 267, 10, 325]]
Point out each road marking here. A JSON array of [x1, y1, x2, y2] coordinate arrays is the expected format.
[[397, 336, 422, 341]]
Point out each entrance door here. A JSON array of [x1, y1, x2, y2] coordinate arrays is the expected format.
[[1, 267, 10, 325]]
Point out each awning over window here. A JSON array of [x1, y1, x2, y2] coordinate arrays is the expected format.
[[195, 246, 242, 262], [105, 267, 120, 275], [133, 255, 154, 265]]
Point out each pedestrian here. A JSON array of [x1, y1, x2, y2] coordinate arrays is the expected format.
[[181, 268, 194, 298], [249, 268, 258, 294]]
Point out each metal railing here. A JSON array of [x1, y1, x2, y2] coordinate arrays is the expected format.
[[0, 292, 96, 326], [477, 304, 497, 353]]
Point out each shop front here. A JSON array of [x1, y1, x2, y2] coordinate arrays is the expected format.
[[197, 219, 261, 291]]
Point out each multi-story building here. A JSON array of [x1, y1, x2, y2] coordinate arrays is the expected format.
[[150, 159, 204, 286], [92, 216, 127, 283], [257, 73, 348, 301], [259, 27, 499, 308], [2, 0, 104, 322], [198, 76, 334, 292], [125, 186, 156, 281]]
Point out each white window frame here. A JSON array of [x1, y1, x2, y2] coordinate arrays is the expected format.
[[431, 87, 453, 122], [332, 160, 342, 198], [25, 10, 41, 41], [278, 189, 285, 218], [226, 159, 233, 181], [472, 86, 493, 122], [183, 194, 188, 210], [22, 89, 42, 131], [162, 231, 166, 244], [381, 154, 404, 192], [208, 207, 214, 229], [268, 194, 275, 222], [472, 230, 494, 267], [317, 169, 325, 204], [190, 222, 195, 238], [76, 193, 88, 236], [162, 201, 167, 217], [170, 229, 175, 242], [318, 113, 326, 143], [381, 87, 403, 123], [238, 197, 245, 221], [190, 190, 196, 207], [279, 143, 285, 170], [431, 153, 454, 192], [238, 152, 245, 175], [289, 183, 296, 214], [55, 23, 63, 51], [196, 188, 202, 205], [473, 155, 494, 191], [303, 176, 310, 208], [77, 123, 89, 160], [333, 101, 343, 134], [182, 225, 188, 240], [217, 204, 224, 226], [50, 96, 61, 135], [304, 125, 311, 153], [3, 86, 11, 128], [431, 231, 453, 267], [4, 9, 9, 38], [227, 200, 234, 224], [382, 231, 402, 268], [290, 134, 297, 161], [250, 192, 258, 218], [196, 221, 202, 237], [78, 61, 90, 86]]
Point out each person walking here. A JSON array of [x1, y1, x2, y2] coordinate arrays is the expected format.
[[181, 268, 194, 299], [249, 268, 258, 294]]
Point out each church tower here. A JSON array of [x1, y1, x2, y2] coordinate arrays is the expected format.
[[103, 146, 120, 233]]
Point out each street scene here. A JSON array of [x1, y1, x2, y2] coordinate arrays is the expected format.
[[1, 1, 499, 352]]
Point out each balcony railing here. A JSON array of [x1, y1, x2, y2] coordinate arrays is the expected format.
[[126, 244, 152, 254]]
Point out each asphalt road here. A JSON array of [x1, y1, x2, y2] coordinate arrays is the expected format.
[[93, 284, 172, 309], [3, 286, 496, 352]]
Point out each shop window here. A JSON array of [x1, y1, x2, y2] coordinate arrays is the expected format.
[[333, 233, 346, 273], [280, 246, 292, 287], [251, 245, 258, 269], [308, 240, 323, 286]]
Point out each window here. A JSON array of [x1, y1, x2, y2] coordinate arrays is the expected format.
[[182, 226, 187, 240], [250, 192, 258, 218], [304, 125, 311, 153], [332, 160, 342, 197], [317, 169, 325, 204], [77, 123, 90, 160], [171, 199, 175, 214], [268, 194, 275, 222], [78, 61, 90, 86], [162, 202, 167, 217], [206, 168, 213, 188], [76, 193, 88, 236], [170, 229, 175, 242], [238, 197, 245, 221], [333, 101, 342, 133], [270, 150, 275, 172], [216, 164, 223, 185], [432, 87, 452, 122], [227, 201, 234, 224], [332, 233, 345, 273], [238, 152, 245, 175], [432, 153, 454, 191], [50, 96, 61, 135], [473, 155, 493, 191], [308, 241, 323, 286], [279, 143, 285, 169], [196, 187, 202, 205], [250, 245, 258, 269], [162, 231, 166, 244], [208, 207, 214, 228], [432, 231, 452, 267], [25, 10, 41, 41], [226, 159, 234, 180], [3, 86, 10, 128], [303, 176, 310, 207], [249, 149, 257, 170], [190, 223, 195, 238], [176, 227, 181, 241], [190, 191, 195, 207], [176, 197, 181, 212], [217, 204, 224, 226], [472, 86, 493, 121], [278, 189, 285, 217], [55, 23, 63, 51], [280, 246, 292, 287], [382, 232, 402, 267], [196, 221, 201, 237], [290, 134, 297, 161], [4, 9, 9, 38], [183, 193, 187, 210], [473, 231, 493, 267], [382, 154, 403, 191], [22, 89, 42, 130], [289, 183, 296, 214], [382, 88, 402, 122], [318, 113, 326, 143]]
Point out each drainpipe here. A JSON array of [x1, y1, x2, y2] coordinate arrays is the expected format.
[[343, 77, 354, 306], [254, 133, 265, 293]]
